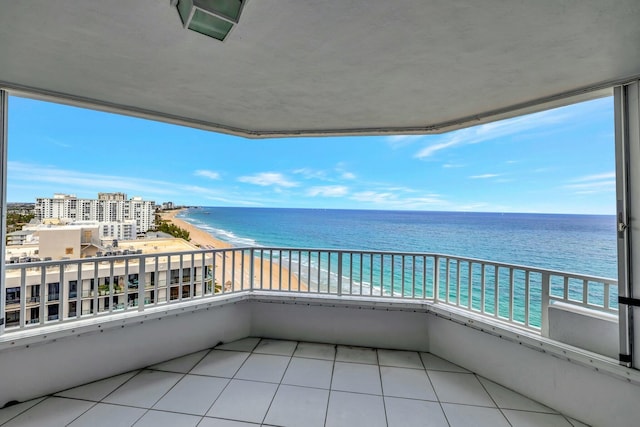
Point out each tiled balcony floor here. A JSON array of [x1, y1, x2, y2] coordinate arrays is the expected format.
[[0, 338, 589, 427]]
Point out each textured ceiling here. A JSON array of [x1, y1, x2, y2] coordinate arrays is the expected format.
[[0, 0, 638, 137]]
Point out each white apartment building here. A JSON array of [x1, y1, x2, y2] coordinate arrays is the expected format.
[[4, 234, 211, 326], [35, 193, 155, 232]]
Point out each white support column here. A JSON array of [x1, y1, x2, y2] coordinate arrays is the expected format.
[[615, 81, 640, 367], [0, 90, 8, 334]]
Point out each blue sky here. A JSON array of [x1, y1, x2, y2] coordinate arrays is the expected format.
[[7, 95, 615, 214]]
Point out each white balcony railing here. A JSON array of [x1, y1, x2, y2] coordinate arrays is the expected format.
[[3, 247, 617, 335]]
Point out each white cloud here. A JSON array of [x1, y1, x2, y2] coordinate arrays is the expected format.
[[293, 168, 328, 180], [238, 172, 299, 188], [194, 169, 221, 180], [415, 139, 460, 159], [563, 172, 616, 194], [570, 172, 616, 182], [341, 172, 356, 180], [415, 109, 570, 159], [443, 163, 464, 169], [350, 190, 448, 209], [470, 173, 501, 179], [564, 180, 615, 192], [307, 185, 349, 197], [7, 161, 260, 206], [8, 161, 177, 197], [386, 134, 426, 148]]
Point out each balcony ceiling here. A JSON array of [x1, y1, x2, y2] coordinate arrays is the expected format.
[[0, 0, 639, 138]]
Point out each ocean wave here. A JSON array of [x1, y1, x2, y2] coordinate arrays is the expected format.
[[180, 216, 259, 247]]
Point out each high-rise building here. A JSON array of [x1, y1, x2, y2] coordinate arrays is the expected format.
[[35, 193, 156, 232]]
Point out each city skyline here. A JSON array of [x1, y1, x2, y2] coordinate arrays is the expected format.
[[7, 95, 615, 214]]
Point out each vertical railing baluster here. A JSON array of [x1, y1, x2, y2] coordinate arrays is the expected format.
[[380, 254, 385, 297], [297, 250, 302, 292], [412, 256, 416, 299], [139, 256, 146, 311], [445, 258, 451, 304], [178, 254, 184, 302], [434, 256, 440, 302], [358, 253, 364, 296], [524, 271, 530, 327], [422, 255, 427, 299], [508, 268, 514, 322], [231, 251, 236, 293], [480, 264, 486, 314], [349, 253, 353, 295], [240, 250, 245, 291], [467, 262, 472, 310], [337, 252, 343, 296], [541, 272, 551, 337], [317, 251, 321, 293], [250, 248, 255, 291], [200, 252, 206, 297], [370, 254, 374, 297], [154, 256, 159, 303], [493, 266, 499, 318], [77, 262, 83, 318], [401, 255, 406, 298], [455, 260, 461, 306], [59, 263, 65, 322], [307, 251, 311, 293], [19, 267, 26, 328], [92, 261, 99, 316], [391, 255, 395, 297], [279, 250, 283, 291], [165, 256, 171, 303], [257, 249, 263, 291]]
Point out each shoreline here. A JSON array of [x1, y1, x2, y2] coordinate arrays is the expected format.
[[159, 208, 232, 249], [159, 208, 305, 291]]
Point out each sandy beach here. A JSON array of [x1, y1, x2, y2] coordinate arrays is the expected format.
[[159, 209, 305, 291]]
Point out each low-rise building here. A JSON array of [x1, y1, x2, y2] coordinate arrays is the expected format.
[[4, 235, 212, 327]]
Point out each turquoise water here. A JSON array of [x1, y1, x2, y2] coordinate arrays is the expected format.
[[179, 208, 618, 326]]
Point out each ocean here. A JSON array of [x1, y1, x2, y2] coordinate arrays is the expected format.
[[178, 207, 617, 279], [177, 208, 618, 327]]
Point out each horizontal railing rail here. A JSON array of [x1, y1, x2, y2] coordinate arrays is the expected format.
[[3, 247, 617, 334]]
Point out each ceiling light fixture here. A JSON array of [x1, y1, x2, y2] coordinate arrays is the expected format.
[[172, 0, 244, 41]]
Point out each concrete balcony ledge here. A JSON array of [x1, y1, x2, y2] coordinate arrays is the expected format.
[[1, 291, 637, 383], [1, 291, 639, 426]]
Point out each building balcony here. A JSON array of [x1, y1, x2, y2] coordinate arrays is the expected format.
[[0, 337, 586, 427], [0, 248, 637, 426]]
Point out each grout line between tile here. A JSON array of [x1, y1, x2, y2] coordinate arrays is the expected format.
[[476, 374, 514, 427], [375, 349, 390, 427], [0, 397, 49, 427], [419, 352, 452, 427], [198, 340, 261, 419], [260, 341, 298, 425], [61, 399, 99, 426], [323, 344, 338, 427]]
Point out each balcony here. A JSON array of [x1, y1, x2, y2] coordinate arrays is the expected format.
[[0, 337, 585, 426], [0, 248, 637, 426]]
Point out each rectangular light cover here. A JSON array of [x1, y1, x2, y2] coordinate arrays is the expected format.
[[196, 0, 242, 23], [177, 0, 242, 41], [190, 9, 234, 41]]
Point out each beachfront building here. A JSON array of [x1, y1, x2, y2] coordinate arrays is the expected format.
[[4, 233, 213, 328], [1, 2, 640, 426], [35, 193, 156, 232]]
